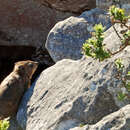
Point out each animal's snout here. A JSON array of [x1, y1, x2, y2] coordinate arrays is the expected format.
[[34, 61, 39, 66]]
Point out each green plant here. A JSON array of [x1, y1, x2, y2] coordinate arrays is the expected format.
[[117, 92, 127, 101], [82, 6, 130, 101], [125, 82, 130, 92], [82, 24, 110, 61], [79, 123, 86, 127], [127, 71, 130, 76], [114, 58, 130, 100], [82, 6, 129, 60], [115, 58, 124, 70], [0, 120, 10, 130], [109, 5, 126, 21], [108, 5, 130, 55]]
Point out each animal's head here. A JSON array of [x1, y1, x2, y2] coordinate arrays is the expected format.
[[14, 60, 38, 79]]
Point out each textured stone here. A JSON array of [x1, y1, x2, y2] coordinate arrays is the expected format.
[[96, 0, 130, 14], [46, 8, 111, 62], [70, 105, 130, 130], [17, 24, 130, 129], [17, 46, 130, 129], [8, 117, 23, 130], [0, 0, 75, 48], [35, 0, 96, 13]]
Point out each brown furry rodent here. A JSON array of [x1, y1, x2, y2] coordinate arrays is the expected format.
[[0, 60, 38, 120]]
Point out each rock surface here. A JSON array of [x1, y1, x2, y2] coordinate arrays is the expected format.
[[46, 8, 111, 62], [70, 104, 130, 130], [35, 0, 96, 13], [96, 0, 130, 14], [0, 0, 75, 48], [17, 24, 130, 130], [8, 117, 22, 130]]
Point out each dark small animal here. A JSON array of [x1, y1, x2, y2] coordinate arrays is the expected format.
[[0, 60, 38, 119]]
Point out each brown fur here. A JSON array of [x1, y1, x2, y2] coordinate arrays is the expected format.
[[0, 60, 38, 120]]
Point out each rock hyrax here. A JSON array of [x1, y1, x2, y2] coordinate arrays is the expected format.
[[0, 60, 38, 120]]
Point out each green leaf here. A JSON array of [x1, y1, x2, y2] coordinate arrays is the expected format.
[[94, 24, 105, 34], [125, 82, 130, 92], [82, 24, 110, 61], [0, 120, 10, 130], [117, 92, 126, 101], [79, 123, 86, 127], [127, 71, 130, 76], [109, 6, 126, 21], [123, 30, 130, 41], [115, 58, 124, 70]]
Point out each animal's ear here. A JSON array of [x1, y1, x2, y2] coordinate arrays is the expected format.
[[15, 62, 18, 65], [15, 61, 21, 66]]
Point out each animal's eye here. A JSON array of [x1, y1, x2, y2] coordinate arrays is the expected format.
[[28, 63, 33, 68], [19, 66, 24, 70]]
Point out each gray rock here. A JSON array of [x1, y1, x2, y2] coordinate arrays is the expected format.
[[17, 47, 130, 129], [8, 117, 23, 130], [45, 8, 111, 62], [17, 21, 130, 130], [70, 104, 130, 130], [96, 0, 130, 14], [17, 23, 130, 129]]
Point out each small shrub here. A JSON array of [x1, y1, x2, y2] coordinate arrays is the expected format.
[[114, 58, 130, 100], [0, 120, 10, 130], [115, 58, 124, 70], [82, 6, 130, 101], [109, 5, 126, 21], [82, 6, 129, 60], [117, 92, 127, 101], [82, 24, 110, 61]]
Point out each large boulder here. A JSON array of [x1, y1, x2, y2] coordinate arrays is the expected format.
[[17, 24, 130, 130], [0, 0, 75, 48], [70, 104, 130, 130], [45, 8, 111, 62], [36, 0, 96, 13]]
